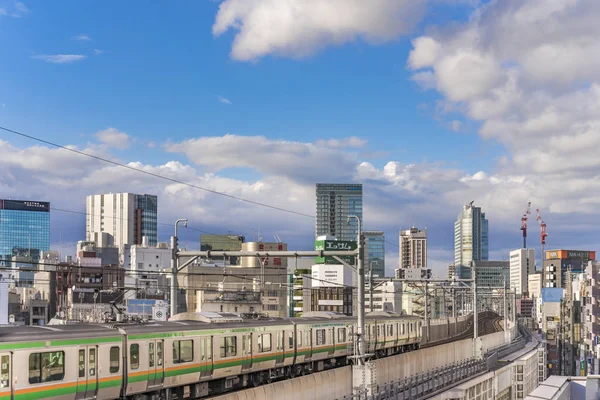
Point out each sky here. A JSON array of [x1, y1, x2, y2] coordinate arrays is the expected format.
[[1, 0, 600, 277]]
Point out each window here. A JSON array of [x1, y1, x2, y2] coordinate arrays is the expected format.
[[298, 332, 302, 347], [110, 347, 120, 373], [28, 351, 65, 384], [258, 334, 271, 353], [377, 326, 381, 336], [130, 344, 139, 370], [156, 342, 163, 366], [388, 325, 393, 336], [338, 328, 346, 342], [79, 350, 85, 378], [173, 340, 194, 363], [0, 355, 8, 388], [316, 329, 325, 346], [220, 336, 237, 358], [401, 324, 405, 335], [288, 332, 294, 349], [149, 342, 155, 367], [89, 349, 96, 376]]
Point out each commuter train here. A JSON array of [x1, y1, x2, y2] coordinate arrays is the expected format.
[[0, 311, 422, 400]]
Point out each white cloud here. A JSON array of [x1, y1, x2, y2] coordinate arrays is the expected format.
[[93, 49, 106, 55], [95, 128, 131, 150], [0, 2, 29, 17], [315, 137, 366, 149], [32, 54, 86, 64], [212, 0, 427, 61], [73, 34, 91, 41], [218, 96, 232, 105]]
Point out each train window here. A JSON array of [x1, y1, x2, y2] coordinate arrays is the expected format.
[[28, 351, 65, 384], [288, 332, 294, 349], [316, 329, 325, 346], [79, 350, 85, 378], [149, 342, 155, 368], [338, 328, 346, 342], [109, 347, 120, 373], [220, 336, 237, 358], [377, 326, 380, 336], [258, 334, 272, 353], [388, 325, 393, 336], [157, 342, 163, 366], [298, 332, 302, 347], [0, 355, 8, 388], [89, 349, 96, 377], [173, 340, 194, 364], [130, 344, 140, 370]]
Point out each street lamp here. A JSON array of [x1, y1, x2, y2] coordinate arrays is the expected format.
[[170, 218, 188, 318]]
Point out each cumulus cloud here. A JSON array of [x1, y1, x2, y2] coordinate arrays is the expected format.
[[218, 96, 232, 105], [1, 1, 29, 17], [72, 34, 91, 41], [32, 54, 86, 64], [212, 0, 427, 61], [315, 137, 366, 149], [95, 128, 131, 150]]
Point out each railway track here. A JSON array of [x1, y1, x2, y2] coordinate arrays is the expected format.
[[422, 313, 503, 348]]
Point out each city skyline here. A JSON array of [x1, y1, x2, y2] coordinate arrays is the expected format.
[[1, 1, 599, 277]]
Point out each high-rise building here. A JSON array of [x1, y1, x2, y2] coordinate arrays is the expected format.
[[86, 193, 158, 249], [510, 248, 536, 297], [399, 227, 427, 269], [543, 249, 596, 289], [364, 231, 385, 277], [315, 183, 363, 242], [454, 202, 488, 279], [0, 199, 50, 262]]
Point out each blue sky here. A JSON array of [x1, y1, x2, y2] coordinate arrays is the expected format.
[[1, 0, 599, 276]]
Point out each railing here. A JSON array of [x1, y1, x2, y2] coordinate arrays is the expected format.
[[339, 325, 531, 400]]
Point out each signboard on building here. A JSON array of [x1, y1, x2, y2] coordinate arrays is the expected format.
[[311, 264, 353, 288], [542, 288, 563, 303], [0, 200, 50, 212], [545, 250, 596, 262], [314, 240, 356, 265]]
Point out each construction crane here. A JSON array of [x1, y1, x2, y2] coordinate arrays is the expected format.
[[536, 208, 548, 261], [520, 202, 532, 248]]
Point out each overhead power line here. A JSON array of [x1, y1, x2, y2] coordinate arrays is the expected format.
[[0, 125, 314, 219]]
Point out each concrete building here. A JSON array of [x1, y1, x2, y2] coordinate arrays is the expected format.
[[510, 248, 536, 297], [559, 271, 584, 376], [365, 281, 402, 313], [395, 268, 431, 280], [240, 242, 288, 269], [315, 183, 363, 242], [584, 261, 600, 375], [542, 287, 564, 376], [310, 263, 354, 315], [200, 234, 244, 265], [447, 264, 455, 280], [454, 202, 488, 279], [364, 231, 385, 277], [0, 199, 50, 264], [399, 227, 427, 269], [86, 192, 158, 249], [543, 249, 596, 289]]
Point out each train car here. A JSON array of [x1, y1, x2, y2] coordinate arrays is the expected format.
[[0, 324, 123, 400]]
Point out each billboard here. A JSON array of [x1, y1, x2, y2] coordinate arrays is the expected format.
[[314, 240, 356, 265], [0, 199, 50, 212], [311, 264, 353, 288], [542, 288, 564, 303], [546, 250, 596, 262]]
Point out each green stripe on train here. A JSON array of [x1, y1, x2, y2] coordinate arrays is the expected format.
[[99, 378, 122, 389], [15, 386, 77, 400]]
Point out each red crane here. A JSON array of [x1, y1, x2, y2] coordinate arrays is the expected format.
[[520, 202, 532, 248], [536, 208, 548, 261]]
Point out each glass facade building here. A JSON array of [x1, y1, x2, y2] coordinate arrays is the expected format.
[[134, 194, 158, 246], [315, 183, 363, 242], [454, 202, 489, 279], [0, 199, 50, 262], [364, 231, 385, 278]]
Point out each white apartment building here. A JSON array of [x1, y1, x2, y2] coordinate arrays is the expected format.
[[399, 227, 427, 269], [510, 248, 536, 297], [365, 281, 402, 313]]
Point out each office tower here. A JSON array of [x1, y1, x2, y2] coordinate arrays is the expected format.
[[399, 227, 427, 269], [315, 183, 363, 242], [364, 231, 385, 277], [454, 202, 488, 279], [86, 193, 158, 249], [510, 248, 536, 297], [0, 199, 50, 262], [543, 249, 596, 289]]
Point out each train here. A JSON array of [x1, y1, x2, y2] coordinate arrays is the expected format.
[[0, 310, 423, 400]]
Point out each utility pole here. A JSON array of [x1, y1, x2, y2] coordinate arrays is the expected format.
[[425, 281, 430, 342], [473, 262, 478, 357], [170, 218, 187, 318], [503, 277, 508, 343], [369, 261, 377, 312]]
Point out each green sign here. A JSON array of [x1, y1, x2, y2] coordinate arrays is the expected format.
[[314, 240, 356, 265]]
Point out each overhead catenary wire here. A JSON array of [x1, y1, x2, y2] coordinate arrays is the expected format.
[[0, 125, 313, 219]]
